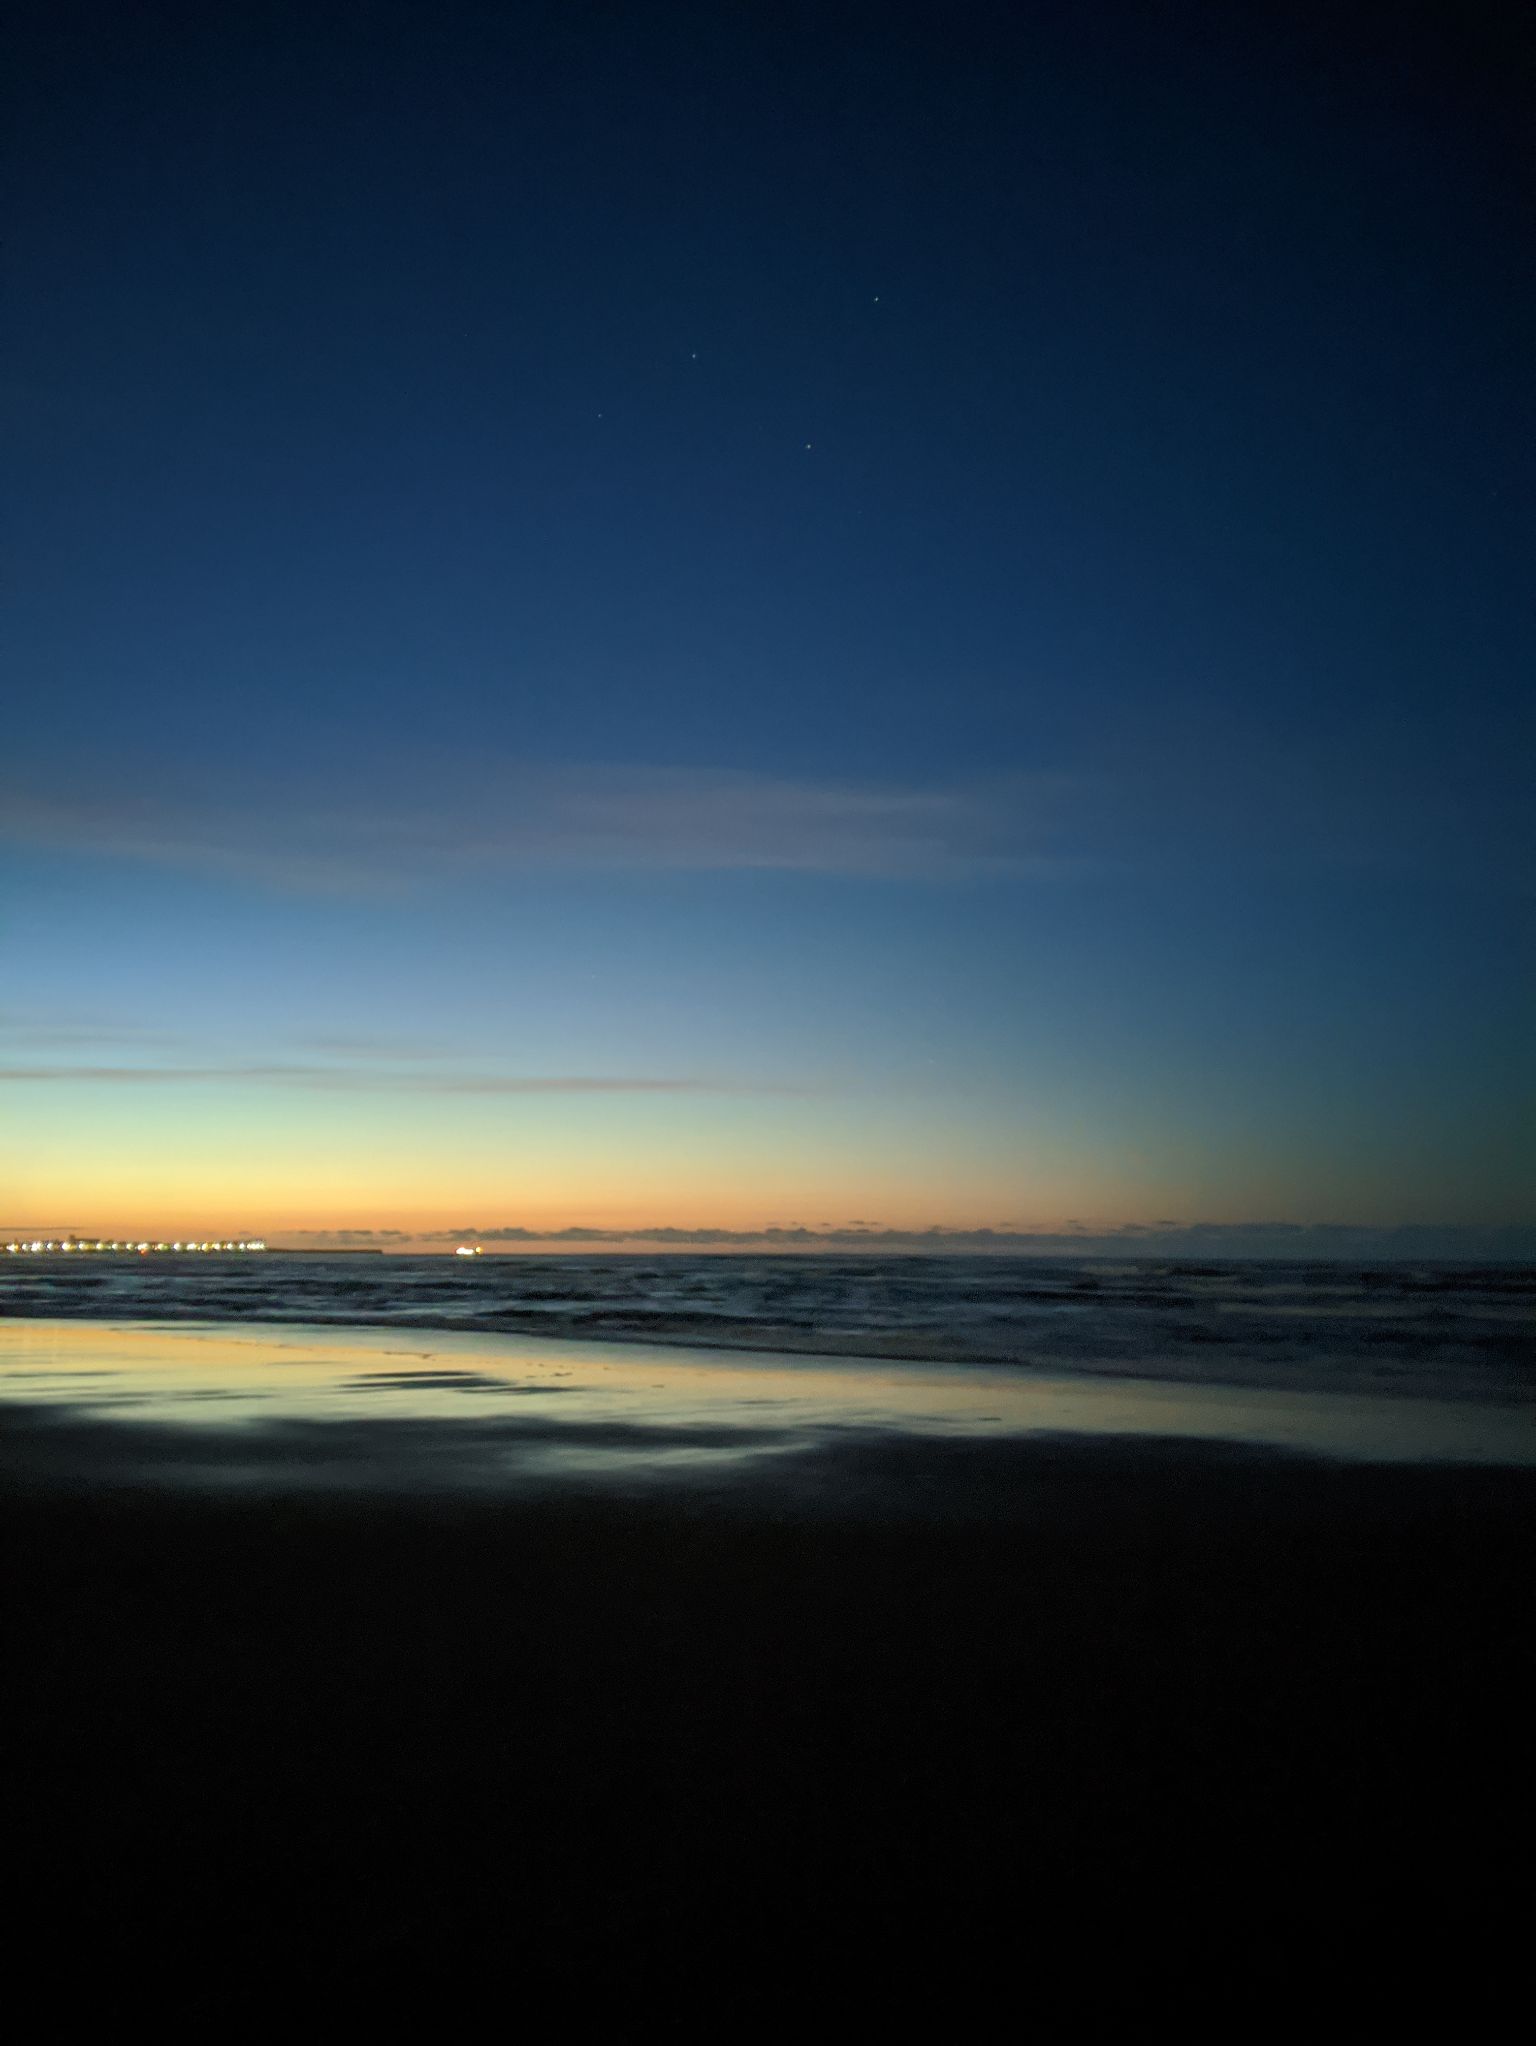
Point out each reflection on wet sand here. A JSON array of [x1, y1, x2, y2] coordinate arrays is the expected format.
[[0, 1315, 1529, 1502], [5, 1318, 1532, 1982]]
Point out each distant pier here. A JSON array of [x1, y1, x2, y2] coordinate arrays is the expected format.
[[4, 1238, 268, 1256]]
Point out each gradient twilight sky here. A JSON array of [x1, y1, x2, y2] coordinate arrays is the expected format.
[[4, 1, 1532, 1251]]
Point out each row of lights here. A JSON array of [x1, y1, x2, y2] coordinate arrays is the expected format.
[[4, 1239, 268, 1255]]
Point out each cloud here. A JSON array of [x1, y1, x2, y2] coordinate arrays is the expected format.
[[280, 1220, 1536, 1259], [0, 1064, 787, 1094], [0, 1011, 804, 1096], [288, 1228, 415, 1245], [0, 763, 1079, 894], [5, 726, 1526, 901], [0, 1015, 485, 1067]]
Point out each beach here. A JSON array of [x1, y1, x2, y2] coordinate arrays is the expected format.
[[3, 1305, 1531, 1983], [15, 0, 1530, 2002]]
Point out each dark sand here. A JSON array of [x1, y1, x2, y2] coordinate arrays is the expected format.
[[5, 1433, 1531, 1990]]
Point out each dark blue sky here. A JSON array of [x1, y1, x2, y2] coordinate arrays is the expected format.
[[4, 1, 1531, 1245]]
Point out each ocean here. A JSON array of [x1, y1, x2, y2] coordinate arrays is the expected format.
[[2, 1251, 1530, 1399], [2, 1253, 1530, 1502]]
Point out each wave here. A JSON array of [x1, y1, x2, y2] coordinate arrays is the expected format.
[[1, 1252, 1531, 1402]]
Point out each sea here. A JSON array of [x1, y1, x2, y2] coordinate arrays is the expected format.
[[0, 1253, 1531, 1502], [2, 1251, 1530, 1398]]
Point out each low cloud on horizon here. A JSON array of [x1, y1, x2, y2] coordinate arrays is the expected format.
[[285, 1220, 1536, 1260]]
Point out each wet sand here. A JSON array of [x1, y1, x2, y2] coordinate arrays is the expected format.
[[5, 1434, 1531, 1984]]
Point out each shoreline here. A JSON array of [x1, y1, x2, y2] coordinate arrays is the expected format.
[[0, 1299, 1529, 1409], [1, 1315, 1532, 1495]]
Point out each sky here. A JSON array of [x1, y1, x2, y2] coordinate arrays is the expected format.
[[4, 1, 1532, 1253]]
